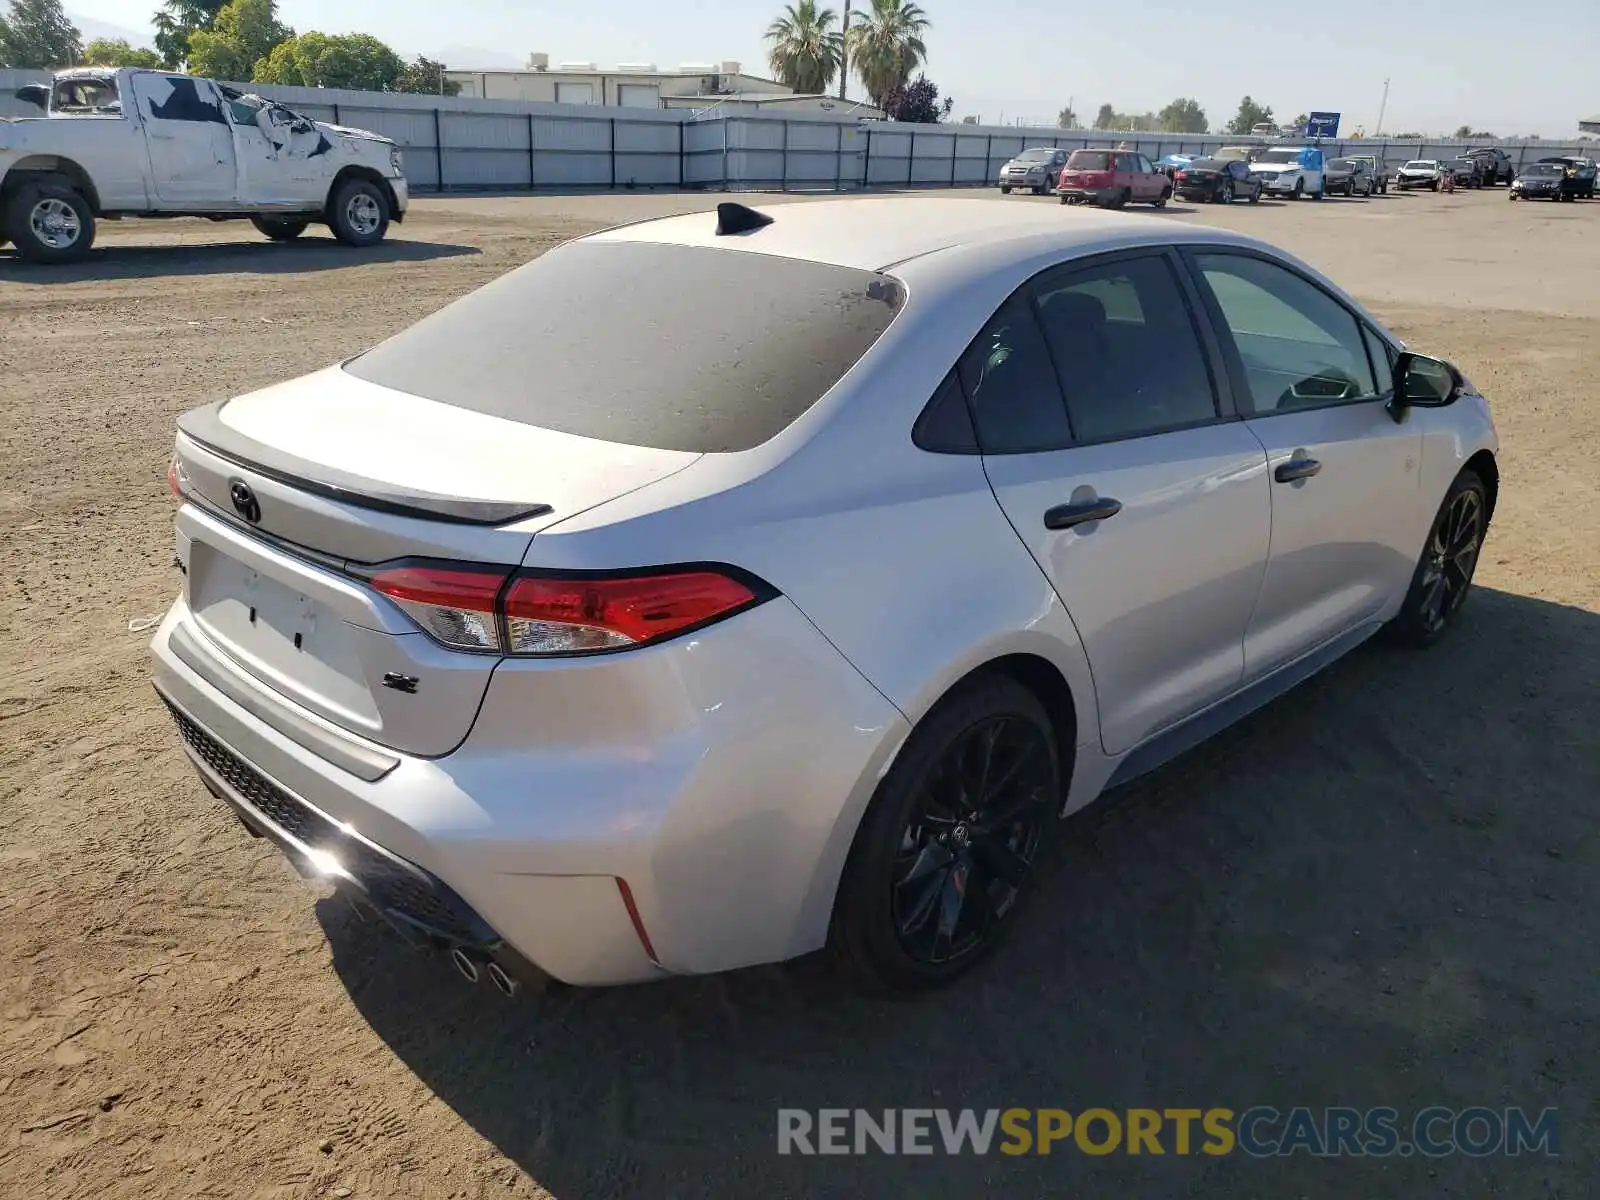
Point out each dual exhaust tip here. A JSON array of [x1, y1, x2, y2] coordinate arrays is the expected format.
[[451, 946, 519, 997]]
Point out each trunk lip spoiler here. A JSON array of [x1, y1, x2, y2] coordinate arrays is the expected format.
[[176, 400, 555, 527]]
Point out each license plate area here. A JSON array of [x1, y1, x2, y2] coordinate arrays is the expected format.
[[188, 540, 381, 726]]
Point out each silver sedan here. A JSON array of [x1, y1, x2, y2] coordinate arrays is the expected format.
[[151, 198, 1500, 995]]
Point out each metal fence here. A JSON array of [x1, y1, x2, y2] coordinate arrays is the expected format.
[[3, 68, 1590, 194]]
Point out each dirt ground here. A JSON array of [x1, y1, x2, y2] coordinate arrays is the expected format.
[[1, 187, 1596, 1199]]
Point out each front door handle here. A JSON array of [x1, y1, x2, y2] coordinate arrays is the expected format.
[[1044, 497, 1123, 530], [1274, 457, 1323, 483]]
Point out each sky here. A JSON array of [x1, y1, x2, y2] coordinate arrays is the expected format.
[[66, 0, 1599, 138]]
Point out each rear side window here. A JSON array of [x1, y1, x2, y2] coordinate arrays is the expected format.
[[345, 241, 904, 453], [1033, 255, 1218, 442], [956, 296, 1071, 453]]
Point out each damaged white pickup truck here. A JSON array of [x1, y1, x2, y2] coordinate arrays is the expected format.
[[1, 68, 409, 262]]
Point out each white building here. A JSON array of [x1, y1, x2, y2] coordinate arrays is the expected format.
[[443, 54, 882, 118]]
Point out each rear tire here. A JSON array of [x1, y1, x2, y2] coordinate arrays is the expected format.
[[830, 674, 1063, 994], [250, 214, 310, 242], [328, 178, 390, 247], [5, 179, 95, 264], [1151, 187, 1170, 208], [1387, 469, 1489, 649]]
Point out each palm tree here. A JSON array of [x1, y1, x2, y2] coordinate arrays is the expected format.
[[765, 1, 843, 96], [847, 0, 929, 110]]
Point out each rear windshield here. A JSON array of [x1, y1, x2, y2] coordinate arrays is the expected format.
[[345, 240, 904, 453], [1186, 158, 1222, 170], [1067, 151, 1111, 169]]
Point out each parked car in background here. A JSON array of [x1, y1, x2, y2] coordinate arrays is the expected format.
[[1217, 145, 1259, 162], [1156, 153, 1196, 180], [1534, 156, 1596, 199], [1247, 146, 1326, 199], [1, 67, 408, 262], [1056, 148, 1173, 208], [1173, 157, 1263, 204], [149, 198, 1500, 994], [1324, 157, 1375, 196], [1448, 156, 1486, 187], [1345, 153, 1389, 193], [1463, 147, 1514, 185], [999, 147, 1069, 195], [1510, 161, 1579, 201], [1395, 160, 1445, 191]]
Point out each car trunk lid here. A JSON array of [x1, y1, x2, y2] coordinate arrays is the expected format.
[[171, 367, 700, 756]]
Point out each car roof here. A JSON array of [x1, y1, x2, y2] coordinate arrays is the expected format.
[[586, 197, 1252, 274]]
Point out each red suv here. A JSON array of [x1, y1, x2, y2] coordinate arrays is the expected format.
[[1057, 148, 1172, 208]]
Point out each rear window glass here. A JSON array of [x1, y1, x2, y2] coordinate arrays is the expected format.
[[344, 241, 904, 453], [1068, 151, 1111, 169]]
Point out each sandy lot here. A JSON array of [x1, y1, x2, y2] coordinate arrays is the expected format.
[[1, 187, 1596, 1199]]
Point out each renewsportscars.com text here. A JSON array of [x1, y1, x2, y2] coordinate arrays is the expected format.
[[777, 1106, 1558, 1158]]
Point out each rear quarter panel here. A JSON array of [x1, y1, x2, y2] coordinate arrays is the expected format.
[[1, 115, 150, 210]]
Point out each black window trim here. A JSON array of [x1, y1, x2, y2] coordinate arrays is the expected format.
[[911, 245, 1244, 456], [1175, 244, 1398, 421]]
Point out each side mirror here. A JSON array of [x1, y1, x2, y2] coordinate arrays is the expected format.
[[1389, 352, 1464, 422], [15, 83, 49, 110]]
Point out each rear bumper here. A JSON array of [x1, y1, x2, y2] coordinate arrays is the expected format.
[[149, 595, 907, 987], [1057, 188, 1111, 204]]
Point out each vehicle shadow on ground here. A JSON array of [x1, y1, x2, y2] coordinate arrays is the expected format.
[[0, 236, 478, 282], [319, 585, 1597, 1197]]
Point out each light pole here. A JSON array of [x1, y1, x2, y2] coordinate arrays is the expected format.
[[1375, 77, 1390, 138]]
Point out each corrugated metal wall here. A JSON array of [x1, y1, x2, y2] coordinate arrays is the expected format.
[[3, 69, 1591, 193]]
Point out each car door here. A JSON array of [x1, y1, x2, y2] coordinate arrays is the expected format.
[[1181, 248, 1426, 680], [970, 249, 1272, 755], [1134, 154, 1160, 199], [222, 90, 327, 208], [128, 73, 237, 207], [1231, 160, 1256, 197]]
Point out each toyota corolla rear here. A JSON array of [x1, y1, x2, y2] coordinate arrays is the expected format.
[[149, 233, 913, 989]]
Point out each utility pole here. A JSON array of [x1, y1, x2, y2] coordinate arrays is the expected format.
[[1375, 77, 1390, 137], [838, 0, 851, 100]]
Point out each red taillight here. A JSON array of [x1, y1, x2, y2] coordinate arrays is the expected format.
[[1175, 170, 1190, 180], [503, 570, 759, 654], [167, 455, 185, 498], [362, 561, 767, 656]]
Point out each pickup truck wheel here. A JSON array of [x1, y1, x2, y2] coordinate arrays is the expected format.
[[6, 181, 95, 264], [329, 179, 389, 247], [251, 215, 310, 242]]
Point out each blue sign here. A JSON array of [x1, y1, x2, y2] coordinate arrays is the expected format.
[[1306, 111, 1341, 139]]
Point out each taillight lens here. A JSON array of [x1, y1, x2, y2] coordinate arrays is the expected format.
[[167, 455, 187, 498], [366, 563, 508, 652], [1175, 170, 1190, 180], [363, 562, 768, 656]]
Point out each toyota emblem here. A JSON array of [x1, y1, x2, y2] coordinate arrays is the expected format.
[[229, 480, 261, 523]]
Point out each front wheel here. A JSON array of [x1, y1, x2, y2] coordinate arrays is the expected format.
[[251, 214, 310, 242], [1387, 469, 1489, 648], [328, 178, 390, 247], [1000, 185, 1012, 194], [1219, 181, 1234, 205], [1248, 185, 1261, 204], [5, 180, 95, 263], [1293, 179, 1305, 200], [830, 674, 1062, 993]]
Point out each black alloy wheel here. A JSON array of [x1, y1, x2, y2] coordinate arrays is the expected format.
[[830, 675, 1061, 992], [1389, 470, 1489, 647]]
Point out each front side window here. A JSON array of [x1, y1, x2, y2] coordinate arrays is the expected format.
[[1193, 253, 1377, 415], [1033, 255, 1218, 442], [956, 296, 1071, 453]]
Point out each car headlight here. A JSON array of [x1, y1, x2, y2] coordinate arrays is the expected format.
[[390, 147, 404, 174]]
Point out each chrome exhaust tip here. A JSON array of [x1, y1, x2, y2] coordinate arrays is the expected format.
[[450, 947, 481, 984], [485, 961, 519, 998]]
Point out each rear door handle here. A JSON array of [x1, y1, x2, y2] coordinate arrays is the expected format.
[[1044, 497, 1123, 530], [1274, 457, 1322, 483]]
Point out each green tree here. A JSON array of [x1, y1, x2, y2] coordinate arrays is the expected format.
[[1225, 95, 1275, 135], [0, 0, 81, 68], [1057, 105, 1077, 129], [1093, 102, 1116, 130], [82, 36, 161, 67], [392, 54, 460, 95], [1158, 96, 1207, 133], [253, 31, 403, 91], [764, 0, 842, 96], [1286, 111, 1308, 133], [882, 73, 949, 122], [185, 0, 291, 81], [151, 0, 226, 69], [846, 0, 929, 110]]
